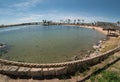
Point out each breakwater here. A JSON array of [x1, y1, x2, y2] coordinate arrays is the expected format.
[[0, 22, 41, 28], [0, 22, 58, 28], [0, 45, 120, 78]]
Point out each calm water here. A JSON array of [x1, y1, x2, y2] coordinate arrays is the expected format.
[[0, 25, 105, 63]]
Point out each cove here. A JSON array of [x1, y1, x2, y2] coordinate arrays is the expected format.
[[0, 25, 105, 63]]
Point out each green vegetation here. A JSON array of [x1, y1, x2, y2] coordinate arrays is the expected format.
[[89, 70, 120, 82], [100, 37, 120, 53], [86, 40, 120, 82], [101, 44, 118, 53]]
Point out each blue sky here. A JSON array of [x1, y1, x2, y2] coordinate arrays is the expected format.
[[0, 0, 120, 24]]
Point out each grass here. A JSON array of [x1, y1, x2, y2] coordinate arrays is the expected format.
[[85, 37, 120, 82], [89, 70, 120, 82], [86, 56, 120, 82], [100, 37, 119, 53]]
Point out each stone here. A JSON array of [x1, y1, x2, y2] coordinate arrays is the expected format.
[[29, 68, 42, 77], [43, 68, 55, 76], [17, 67, 30, 76], [8, 66, 19, 75], [55, 67, 67, 76], [2, 66, 11, 72]]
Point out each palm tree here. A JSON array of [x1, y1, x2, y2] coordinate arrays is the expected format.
[[42, 20, 45, 24], [77, 19, 80, 24], [74, 19, 76, 24], [67, 19, 71, 24]]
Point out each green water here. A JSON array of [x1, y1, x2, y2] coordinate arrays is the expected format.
[[0, 25, 105, 63]]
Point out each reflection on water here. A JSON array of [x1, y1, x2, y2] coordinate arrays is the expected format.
[[0, 25, 105, 63]]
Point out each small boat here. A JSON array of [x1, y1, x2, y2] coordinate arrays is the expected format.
[[0, 43, 6, 49]]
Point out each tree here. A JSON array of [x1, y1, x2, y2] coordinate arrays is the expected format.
[[77, 19, 80, 24], [74, 19, 76, 24], [67, 19, 71, 24]]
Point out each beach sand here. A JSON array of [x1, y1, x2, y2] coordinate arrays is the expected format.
[[64, 24, 108, 35], [81, 25, 108, 35]]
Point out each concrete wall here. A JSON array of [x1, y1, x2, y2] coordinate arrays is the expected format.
[[0, 46, 120, 77]]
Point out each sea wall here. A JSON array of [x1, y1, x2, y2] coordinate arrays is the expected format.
[[0, 46, 120, 78]]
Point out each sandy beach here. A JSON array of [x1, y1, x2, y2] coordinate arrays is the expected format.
[[80, 25, 108, 35], [64, 24, 108, 35]]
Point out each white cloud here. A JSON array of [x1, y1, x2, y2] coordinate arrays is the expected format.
[[35, 12, 111, 23], [0, 10, 113, 24], [12, 0, 42, 9]]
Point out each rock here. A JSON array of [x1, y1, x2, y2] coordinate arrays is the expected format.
[[43, 68, 55, 76], [7, 66, 19, 75], [17, 67, 30, 76], [55, 67, 67, 76], [29, 68, 42, 77]]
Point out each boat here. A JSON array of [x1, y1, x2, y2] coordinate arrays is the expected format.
[[0, 43, 6, 49]]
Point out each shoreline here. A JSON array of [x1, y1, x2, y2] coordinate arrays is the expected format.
[[0, 23, 108, 35], [0, 24, 119, 82], [81, 25, 107, 35], [64, 24, 108, 35], [0, 24, 108, 63]]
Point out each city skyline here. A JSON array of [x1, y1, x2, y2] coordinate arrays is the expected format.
[[0, 0, 120, 24]]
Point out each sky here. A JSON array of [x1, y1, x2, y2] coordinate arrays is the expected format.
[[0, 0, 120, 24]]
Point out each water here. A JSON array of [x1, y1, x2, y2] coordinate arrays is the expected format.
[[0, 25, 105, 63]]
